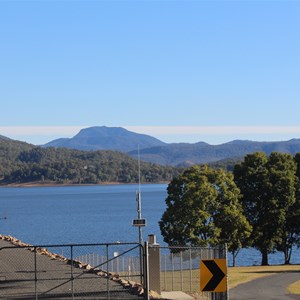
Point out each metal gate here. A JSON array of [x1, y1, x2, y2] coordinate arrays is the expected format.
[[0, 241, 147, 300]]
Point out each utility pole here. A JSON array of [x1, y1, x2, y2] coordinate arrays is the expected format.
[[132, 145, 147, 285]]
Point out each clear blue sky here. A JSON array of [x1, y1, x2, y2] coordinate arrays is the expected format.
[[1, 0, 300, 145]]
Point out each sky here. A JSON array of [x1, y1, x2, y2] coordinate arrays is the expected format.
[[1, 0, 300, 145]]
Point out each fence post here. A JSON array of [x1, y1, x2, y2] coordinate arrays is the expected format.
[[71, 245, 74, 300], [164, 254, 167, 291], [34, 247, 38, 300], [225, 244, 229, 300], [148, 234, 161, 295], [215, 244, 228, 300], [171, 252, 174, 290], [189, 246, 192, 292], [180, 250, 183, 291], [144, 241, 150, 300], [106, 244, 110, 300]]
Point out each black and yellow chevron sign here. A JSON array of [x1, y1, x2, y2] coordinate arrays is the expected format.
[[200, 259, 227, 292]]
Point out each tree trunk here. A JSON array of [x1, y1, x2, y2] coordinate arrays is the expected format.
[[232, 251, 236, 267], [284, 247, 292, 265], [231, 249, 240, 267], [261, 250, 269, 266]]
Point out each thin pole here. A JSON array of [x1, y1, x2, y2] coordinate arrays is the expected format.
[[144, 242, 150, 300], [225, 244, 229, 300], [189, 246, 192, 292], [137, 191, 143, 244], [180, 251, 183, 291], [71, 245, 74, 300], [34, 247, 38, 300], [137, 145, 144, 284], [137, 145, 143, 244], [106, 244, 110, 299]]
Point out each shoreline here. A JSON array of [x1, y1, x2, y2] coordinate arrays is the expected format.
[[0, 181, 170, 188]]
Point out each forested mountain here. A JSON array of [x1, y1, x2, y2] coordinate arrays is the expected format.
[[42, 126, 300, 166], [0, 137, 180, 185], [43, 126, 166, 151], [0, 136, 35, 179]]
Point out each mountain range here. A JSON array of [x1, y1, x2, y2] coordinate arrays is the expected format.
[[42, 126, 300, 166]]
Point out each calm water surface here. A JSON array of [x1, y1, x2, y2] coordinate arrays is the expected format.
[[0, 184, 166, 245], [0, 184, 299, 266]]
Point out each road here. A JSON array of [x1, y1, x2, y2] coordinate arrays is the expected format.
[[230, 271, 300, 300]]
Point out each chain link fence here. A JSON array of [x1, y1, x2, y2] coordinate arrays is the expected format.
[[158, 245, 228, 300]]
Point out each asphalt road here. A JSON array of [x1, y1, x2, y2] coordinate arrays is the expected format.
[[230, 271, 300, 300]]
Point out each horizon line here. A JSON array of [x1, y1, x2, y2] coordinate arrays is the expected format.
[[1, 125, 300, 136], [1, 125, 300, 145]]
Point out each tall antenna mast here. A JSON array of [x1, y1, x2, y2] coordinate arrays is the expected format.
[[138, 144, 141, 195], [132, 145, 146, 244]]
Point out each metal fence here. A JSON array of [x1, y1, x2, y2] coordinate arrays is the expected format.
[[0, 242, 145, 300], [158, 245, 228, 300]]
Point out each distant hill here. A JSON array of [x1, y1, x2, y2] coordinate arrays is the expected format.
[[0, 136, 35, 178], [128, 139, 300, 166], [43, 126, 166, 152], [0, 134, 11, 141], [0, 135, 34, 153]]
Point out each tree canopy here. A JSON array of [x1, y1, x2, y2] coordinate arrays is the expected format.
[[159, 165, 251, 266], [234, 152, 299, 265]]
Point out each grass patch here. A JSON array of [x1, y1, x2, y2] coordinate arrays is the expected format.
[[159, 264, 300, 294], [288, 280, 300, 294]]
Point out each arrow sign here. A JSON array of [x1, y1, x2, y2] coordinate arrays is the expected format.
[[200, 259, 227, 292]]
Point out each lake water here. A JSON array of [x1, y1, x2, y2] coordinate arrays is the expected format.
[[0, 184, 299, 266]]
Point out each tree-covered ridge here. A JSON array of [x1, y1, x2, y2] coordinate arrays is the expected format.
[[0, 139, 181, 184], [0, 138, 35, 179]]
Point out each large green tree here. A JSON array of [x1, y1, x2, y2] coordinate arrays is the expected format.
[[277, 153, 300, 264], [234, 152, 297, 265], [159, 165, 251, 265], [269, 152, 298, 264], [210, 168, 252, 266]]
